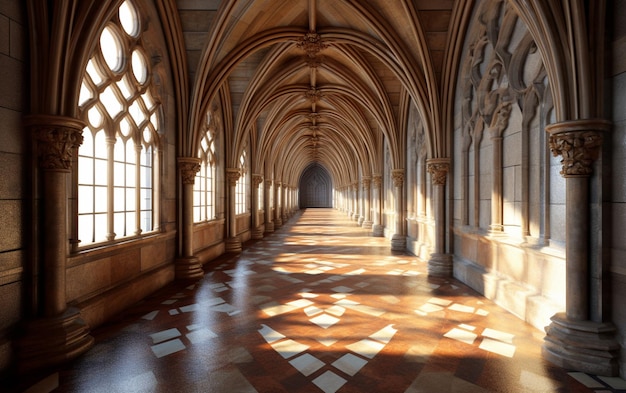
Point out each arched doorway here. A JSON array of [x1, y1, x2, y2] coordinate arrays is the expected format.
[[299, 164, 332, 207]]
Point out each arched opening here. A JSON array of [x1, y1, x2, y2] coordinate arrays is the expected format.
[[299, 163, 332, 208]]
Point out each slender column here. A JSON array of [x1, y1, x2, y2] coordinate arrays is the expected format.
[[542, 119, 619, 376], [175, 157, 204, 279], [352, 183, 359, 221], [371, 175, 384, 236], [18, 115, 93, 373], [488, 100, 511, 233], [391, 169, 406, 251], [225, 168, 242, 252], [274, 182, 282, 228], [264, 179, 274, 233], [281, 183, 287, 222], [358, 180, 365, 225], [362, 177, 372, 228], [427, 159, 453, 276], [251, 174, 264, 239]]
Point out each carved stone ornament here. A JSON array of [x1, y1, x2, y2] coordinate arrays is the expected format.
[[362, 177, 371, 190], [252, 174, 263, 187], [26, 115, 86, 172], [427, 159, 450, 186], [546, 120, 610, 178], [178, 157, 201, 185], [306, 87, 323, 104], [297, 32, 327, 58], [372, 175, 382, 188], [226, 168, 241, 186], [391, 169, 404, 188], [265, 179, 273, 187]]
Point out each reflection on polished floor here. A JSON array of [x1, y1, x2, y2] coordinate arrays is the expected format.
[[54, 209, 616, 392]]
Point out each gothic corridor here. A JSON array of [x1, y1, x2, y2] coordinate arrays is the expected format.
[[4, 0, 626, 391], [43, 210, 614, 392]]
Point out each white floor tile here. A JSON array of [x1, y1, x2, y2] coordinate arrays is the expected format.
[[212, 303, 238, 314], [598, 376, 626, 389], [312, 371, 347, 393], [448, 303, 475, 313], [317, 338, 338, 346], [346, 268, 366, 275], [289, 353, 325, 376], [287, 299, 314, 308], [325, 305, 346, 317], [381, 295, 401, 304], [479, 337, 516, 357], [141, 311, 159, 320], [168, 309, 179, 315], [332, 353, 368, 376], [369, 324, 397, 343], [304, 306, 324, 316], [346, 339, 385, 359], [186, 328, 217, 344], [418, 303, 444, 313], [151, 339, 185, 358], [310, 313, 340, 328], [444, 328, 477, 345], [458, 324, 476, 331], [427, 297, 453, 306], [258, 324, 286, 343], [270, 339, 310, 359], [149, 328, 181, 344], [161, 299, 177, 305], [331, 285, 354, 293], [482, 328, 514, 344]]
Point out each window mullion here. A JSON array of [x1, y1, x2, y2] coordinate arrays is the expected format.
[[106, 136, 116, 241], [135, 142, 142, 235]]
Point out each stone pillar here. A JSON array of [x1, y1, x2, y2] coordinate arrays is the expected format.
[[274, 182, 282, 228], [251, 174, 264, 239], [358, 180, 365, 226], [391, 169, 406, 251], [362, 177, 372, 228], [18, 115, 94, 373], [264, 179, 274, 233], [175, 157, 204, 279], [351, 183, 359, 221], [542, 119, 619, 376], [372, 175, 384, 236], [427, 158, 453, 276], [488, 100, 511, 233], [225, 168, 242, 252], [281, 183, 288, 222]]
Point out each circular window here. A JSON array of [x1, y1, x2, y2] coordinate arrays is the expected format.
[[131, 50, 148, 85], [100, 26, 123, 72], [119, 1, 140, 37]]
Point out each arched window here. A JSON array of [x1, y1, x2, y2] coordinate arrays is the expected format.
[[77, 0, 160, 247], [194, 113, 217, 222], [235, 150, 248, 214]]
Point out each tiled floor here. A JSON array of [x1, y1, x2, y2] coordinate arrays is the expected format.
[[52, 209, 623, 392]]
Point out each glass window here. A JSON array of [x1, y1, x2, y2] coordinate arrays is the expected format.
[[193, 117, 217, 223]]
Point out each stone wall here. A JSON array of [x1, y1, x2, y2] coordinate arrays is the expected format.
[[0, 0, 26, 376]]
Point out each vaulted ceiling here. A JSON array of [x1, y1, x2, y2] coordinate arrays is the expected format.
[[175, 0, 461, 187]]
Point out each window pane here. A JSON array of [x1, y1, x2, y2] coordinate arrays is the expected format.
[[119, 1, 139, 37], [126, 188, 136, 211], [100, 26, 122, 72], [86, 59, 103, 85], [114, 187, 125, 211], [193, 206, 201, 222], [117, 75, 134, 99], [126, 212, 136, 235], [78, 186, 94, 214], [94, 186, 107, 212], [101, 85, 123, 118], [141, 211, 152, 231], [78, 156, 93, 184], [141, 187, 151, 210], [129, 99, 145, 126], [79, 82, 93, 107], [94, 213, 108, 242], [126, 163, 136, 186], [78, 214, 94, 245], [94, 131, 107, 159], [132, 50, 148, 84], [114, 212, 125, 236], [88, 106, 103, 128], [114, 162, 125, 186], [126, 141, 136, 164], [94, 159, 108, 186], [114, 139, 125, 162]]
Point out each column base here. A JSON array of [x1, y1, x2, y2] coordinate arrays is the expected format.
[[428, 253, 453, 277], [252, 226, 264, 240], [358, 216, 365, 226], [372, 224, 384, 237], [175, 256, 204, 280], [17, 307, 94, 374], [274, 218, 283, 228], [265, 221, 274, 233], [225, 236, 242, 253], [543, 312, 620, 376], [362, 220, 373, 229], [391, 234, 406, 251]]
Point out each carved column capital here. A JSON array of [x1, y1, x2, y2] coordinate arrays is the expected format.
[[362, 177, 371, 190], [226, 168, 241, 186], [265, 179, 273, 187], [372, 174, 382, 189], [427, 158, 450, 186], [25, 115, 85, 172], [252, 174, 263, 187], [546, 119, 610, 178], [178, 157, 201, 185], [391, 169, 404, 188], [488, 99, 513, 139]]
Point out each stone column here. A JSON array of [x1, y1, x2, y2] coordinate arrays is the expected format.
[[358, 180, 365, 226], [175, 157, 204, 279], [281, 183, 288, 222], [427, 158, 453, 276], [352, 183, 359, 221], [274, 182, 282, 228], [488, 100, 512, 233], [251, 174, 264, 239], [542, 119, 619, 376], [225, 168, 242, 252], [264, 179, 274, 233], [372, 175, 384, 236], [362, 177, 372, 228], [391, 169, 406, 251], [18, 115, 93, 372]]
